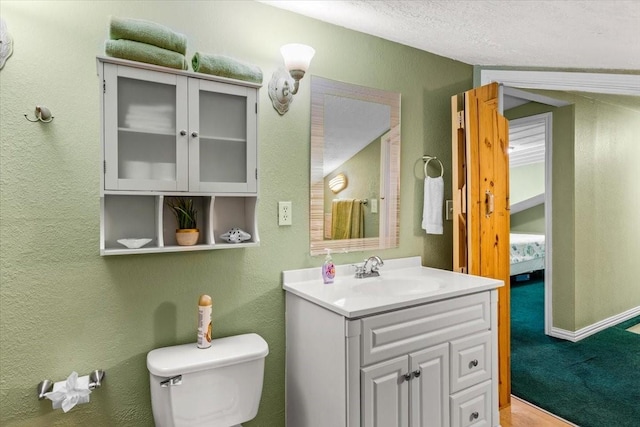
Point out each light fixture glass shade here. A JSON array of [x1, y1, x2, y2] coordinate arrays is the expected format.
[[280, 43, 315, 72], [329, 173, 348, 193]]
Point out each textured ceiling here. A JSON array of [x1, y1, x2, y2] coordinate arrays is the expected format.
[[260, 0, 640, 70]]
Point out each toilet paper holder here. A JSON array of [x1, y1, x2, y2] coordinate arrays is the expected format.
[[37, 369, 106, 400]]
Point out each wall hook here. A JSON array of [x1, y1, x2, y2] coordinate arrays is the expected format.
[[25, 105, 54, 123]]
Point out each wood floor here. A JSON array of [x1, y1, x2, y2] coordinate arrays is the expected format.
[[500, 396, 577, 427]]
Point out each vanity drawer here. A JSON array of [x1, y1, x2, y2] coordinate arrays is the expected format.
[[450, 330, 492, 393], [450, 380, 492, 427], [360, 292, 490, 366]]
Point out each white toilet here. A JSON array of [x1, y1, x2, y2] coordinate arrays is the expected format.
[[147, 333, 269, 427]]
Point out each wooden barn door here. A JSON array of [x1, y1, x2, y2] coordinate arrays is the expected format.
[[451, 82, 511, 408]]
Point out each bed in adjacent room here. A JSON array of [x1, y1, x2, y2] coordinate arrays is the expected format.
[[510, 233, 545, 276]]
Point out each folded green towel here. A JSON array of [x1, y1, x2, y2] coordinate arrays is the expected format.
[[192, 52, 263, 84], [105, 39, 188, 70], [110, 16, 187, 55]]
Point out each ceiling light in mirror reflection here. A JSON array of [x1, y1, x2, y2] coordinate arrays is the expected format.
[[329, 173, 348, 193]]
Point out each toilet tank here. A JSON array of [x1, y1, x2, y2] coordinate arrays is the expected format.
[[147, 333, 269, 427]]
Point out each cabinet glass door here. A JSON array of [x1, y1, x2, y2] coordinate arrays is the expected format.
[[103, 64, 188, 191], [188, 79, 257, 193]]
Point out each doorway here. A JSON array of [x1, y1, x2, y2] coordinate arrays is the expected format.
[[504, 105, 554, 335]]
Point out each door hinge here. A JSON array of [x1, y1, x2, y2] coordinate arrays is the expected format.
[[255, 103, 258, 114], [103, 160, 107, 174], [255, 168, 258, 180], [457, 111, 464, 129], [103, 80, 106, 94]]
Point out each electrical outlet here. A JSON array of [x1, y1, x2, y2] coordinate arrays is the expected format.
[[278, 201, 292, 226]]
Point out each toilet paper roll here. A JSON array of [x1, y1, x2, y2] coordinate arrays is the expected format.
[[44, 371, 91, 413]]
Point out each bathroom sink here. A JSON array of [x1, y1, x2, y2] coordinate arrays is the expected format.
[[350, 276, 444, 296], [283, 256, 504, 318]]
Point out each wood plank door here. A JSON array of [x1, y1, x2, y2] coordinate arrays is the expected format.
[[451, 82, 511, 408]]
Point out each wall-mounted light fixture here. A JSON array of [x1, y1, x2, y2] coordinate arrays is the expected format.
[[329, 173, 348, 193], [25, 105, 54, 123], [268, 43, 315, 115]]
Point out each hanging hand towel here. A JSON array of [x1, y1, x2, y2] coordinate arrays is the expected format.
[[192, 52, 263, 84], [109, 16, 187, 55], [421, 176, 444, 234], [105, 39, 188, 70]]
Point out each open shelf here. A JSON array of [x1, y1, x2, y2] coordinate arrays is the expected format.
[[100, 194, 259, 256]]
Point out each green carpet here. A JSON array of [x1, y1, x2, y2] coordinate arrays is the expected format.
[[511, 279, 640, 427]]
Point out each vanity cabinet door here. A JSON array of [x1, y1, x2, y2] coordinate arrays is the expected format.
[[188, 78, 257, 193], [103, 63, 189, 191], [410, 343, 450, 427], [361, 355, 409, 427]]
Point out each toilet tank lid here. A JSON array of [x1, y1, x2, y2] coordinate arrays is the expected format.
[[147, 333, 269, 377]]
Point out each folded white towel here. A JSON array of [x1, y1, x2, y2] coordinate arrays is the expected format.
[[422, 176, 443, 234]]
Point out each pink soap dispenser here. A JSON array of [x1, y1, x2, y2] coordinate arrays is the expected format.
[[322, 248, 336, 284]]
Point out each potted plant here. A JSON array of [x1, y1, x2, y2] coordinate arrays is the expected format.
[[168, 197, 199, 246]]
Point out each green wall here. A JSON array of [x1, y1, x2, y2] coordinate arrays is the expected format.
[[569, 93, 640, 328], [511, 204, 545, 234], [510, 162, 545, 206], [510, 162, 545, 233], [325, 138, 381, 239], [0, 1, 472, 425]]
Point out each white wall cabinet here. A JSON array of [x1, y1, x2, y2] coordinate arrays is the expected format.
[[285, 290, 499, 427], [97, 57, 260, 255]]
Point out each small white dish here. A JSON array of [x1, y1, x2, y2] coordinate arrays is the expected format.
[[117, 238, 152, 249]]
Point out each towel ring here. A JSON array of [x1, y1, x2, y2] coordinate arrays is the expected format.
[[423, 156, 444, 178]]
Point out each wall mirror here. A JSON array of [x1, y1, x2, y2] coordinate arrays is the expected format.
[[310, 76, 401, 255]]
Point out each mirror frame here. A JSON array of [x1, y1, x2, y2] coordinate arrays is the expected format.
[[310, 76, 401, 255]]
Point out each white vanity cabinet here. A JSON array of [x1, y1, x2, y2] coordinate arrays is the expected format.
[[283, 260, 500, 427], [97, 57, 260, 255]]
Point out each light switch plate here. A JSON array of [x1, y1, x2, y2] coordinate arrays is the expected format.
[[446, 200, 453, 221], [371, 198, 378, 213]]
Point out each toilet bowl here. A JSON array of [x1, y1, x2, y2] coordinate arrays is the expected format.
[[147, 333, 268, 427]]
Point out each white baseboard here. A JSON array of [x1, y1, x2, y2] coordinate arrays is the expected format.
[[549, 305, 640, 342]]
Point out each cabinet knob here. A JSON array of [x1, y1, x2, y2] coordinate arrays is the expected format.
[[470, 359, 479, 368], [471, 411, 479, 420], [180, 130, 187, 136], [191, 131, 199, 138], [413, 369, 421, 378], [402, 373, 412, 382]]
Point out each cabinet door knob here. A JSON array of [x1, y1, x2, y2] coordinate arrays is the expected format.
[[471, 411, 479, 420], [413, 369, 421, 378], [191, 131, 199, 138], [402, 372, 412, 382], [470, 359, 479, 368], [180, 130, 187, 136]]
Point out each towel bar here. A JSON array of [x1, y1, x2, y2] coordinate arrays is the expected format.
[[422, 156, 444, 178]]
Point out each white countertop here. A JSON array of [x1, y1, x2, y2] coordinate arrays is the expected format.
[[282, 256, 503, 318]]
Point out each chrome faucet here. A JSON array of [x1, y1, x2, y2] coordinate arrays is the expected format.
[[354, 255, 384, 278]]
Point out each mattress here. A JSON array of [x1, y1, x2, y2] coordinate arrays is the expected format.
[[510, 233, 545, 276]]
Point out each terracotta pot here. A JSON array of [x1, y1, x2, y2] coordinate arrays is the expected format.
[[176, 228, 199, 246]]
